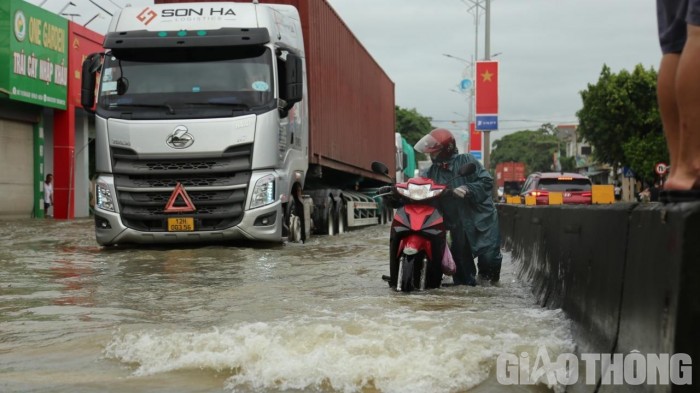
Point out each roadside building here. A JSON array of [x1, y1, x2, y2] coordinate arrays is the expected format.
[[1, 0, 102, 218], [554, 124, 611, 184]]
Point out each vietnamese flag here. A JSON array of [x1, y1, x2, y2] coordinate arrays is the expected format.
[[469, 122, 482, 152], [476, 61, 499, 115]]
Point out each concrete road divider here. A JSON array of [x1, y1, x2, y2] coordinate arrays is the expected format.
[[498, 202, 700, 393]]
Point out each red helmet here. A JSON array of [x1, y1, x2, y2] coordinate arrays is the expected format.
[[414, 128, 457, 160]]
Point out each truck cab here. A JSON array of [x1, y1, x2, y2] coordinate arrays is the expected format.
[[82, 2, 307, 245]]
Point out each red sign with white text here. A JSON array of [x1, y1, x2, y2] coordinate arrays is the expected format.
[[476, 61, 499, 115], [68, 23, 104, 107]]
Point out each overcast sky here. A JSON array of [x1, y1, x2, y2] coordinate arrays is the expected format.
[[32, 0, 661, 146]]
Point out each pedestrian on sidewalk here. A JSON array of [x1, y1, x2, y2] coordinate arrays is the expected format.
[[44, 174, 53, 218]]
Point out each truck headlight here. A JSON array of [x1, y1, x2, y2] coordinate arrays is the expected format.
[[96, 183, 115, 212], [251, 175, 275, 209]]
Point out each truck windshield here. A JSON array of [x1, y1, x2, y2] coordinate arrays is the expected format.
[[98, 46, 274, 115]]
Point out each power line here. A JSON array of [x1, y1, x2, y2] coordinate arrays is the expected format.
[[88, 0, 113, 16], [104, 0, 122, 8]]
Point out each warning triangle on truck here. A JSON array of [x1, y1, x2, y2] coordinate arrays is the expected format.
[[164, 182, 196, 213]]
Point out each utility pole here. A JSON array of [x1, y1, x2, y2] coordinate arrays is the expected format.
[[483, 0, 492, 170], [461, 0, 489, 167]]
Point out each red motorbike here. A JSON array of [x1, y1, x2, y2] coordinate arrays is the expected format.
[[372, 162, 475, 292]]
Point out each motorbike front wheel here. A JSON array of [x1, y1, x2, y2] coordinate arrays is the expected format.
[[393, 251, 442, 292], [396, 253, 424, 292]]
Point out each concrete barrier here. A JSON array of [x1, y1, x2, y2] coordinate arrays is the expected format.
[[497, 202, 700, 393]]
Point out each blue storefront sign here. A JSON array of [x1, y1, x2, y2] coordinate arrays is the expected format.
[[476, 115, 498, 131], [470, 151, 482, 160]]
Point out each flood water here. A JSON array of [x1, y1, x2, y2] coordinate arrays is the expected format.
[[1, 219, 574, 393]]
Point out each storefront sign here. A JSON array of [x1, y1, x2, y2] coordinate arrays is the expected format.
[[1, 0, 68, 109]]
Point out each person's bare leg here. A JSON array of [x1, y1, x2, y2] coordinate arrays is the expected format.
[[658, 53, 681, 186], [669, 24, 700, 190]]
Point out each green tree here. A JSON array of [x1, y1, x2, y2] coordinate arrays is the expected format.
[[576, 64, 662, 170], [622, 132, 669, 183], [490, 125, 561, 173], [560, 156, 577, 172], [395, 106, 432, 147]]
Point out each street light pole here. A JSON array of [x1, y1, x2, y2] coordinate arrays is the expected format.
[[483, 0, 492, 170], [84, 13, 100, 27], [443, 53, 476, 138], [58, 1, 75, 15], [461, 0, 490, 168]]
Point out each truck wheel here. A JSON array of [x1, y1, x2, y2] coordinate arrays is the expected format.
[[336, 201, 347, 235], [326, 198, 336, 236], [289, 215, 302, 243], [284, 199, 302, 242], [282, 202, 292, 238]]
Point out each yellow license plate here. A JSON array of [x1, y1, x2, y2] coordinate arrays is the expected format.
[[167, 217, 194, 232]]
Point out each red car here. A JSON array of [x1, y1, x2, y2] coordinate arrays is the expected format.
[[520, 172, 593, 205]]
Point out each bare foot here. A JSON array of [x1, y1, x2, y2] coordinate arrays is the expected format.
[[664, 175, 700, 190]]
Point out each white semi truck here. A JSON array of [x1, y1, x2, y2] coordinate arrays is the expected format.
[[81, 1, 395, 245]]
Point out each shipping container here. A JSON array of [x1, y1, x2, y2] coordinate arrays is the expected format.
[[154, 0, 396, 182], [495, 161, 526, 188]]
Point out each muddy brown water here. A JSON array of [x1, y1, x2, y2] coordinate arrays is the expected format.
[[0, 219, 572, 392]]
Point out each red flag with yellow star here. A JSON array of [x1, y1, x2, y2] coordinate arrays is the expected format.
[[475, 61, 499, 115], [469, 122, 482, 152]]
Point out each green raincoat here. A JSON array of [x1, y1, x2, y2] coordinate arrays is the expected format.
[[426, 152, 502, 283]]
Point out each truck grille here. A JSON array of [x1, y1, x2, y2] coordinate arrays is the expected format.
[[112, 145, 252, 232]]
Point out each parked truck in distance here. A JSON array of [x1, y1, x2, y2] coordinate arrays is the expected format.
[[80, 1, 395, 246], [495, 161, 526, 202], [495, 161, 526, 188], [395, 133, 417, 183]]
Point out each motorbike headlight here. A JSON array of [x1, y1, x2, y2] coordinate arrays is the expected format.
[[96, 183, 115, 212], [251, 175, 275, 209], [396, 183, 443, 201]]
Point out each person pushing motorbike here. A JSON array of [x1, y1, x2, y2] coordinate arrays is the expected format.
[[414, 128, 502, 285]]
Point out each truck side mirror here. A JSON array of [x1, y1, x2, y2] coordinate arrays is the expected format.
[[282, 53, 303, 104], [371, 161, 389, 176], [81, 53, 103, 112]]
